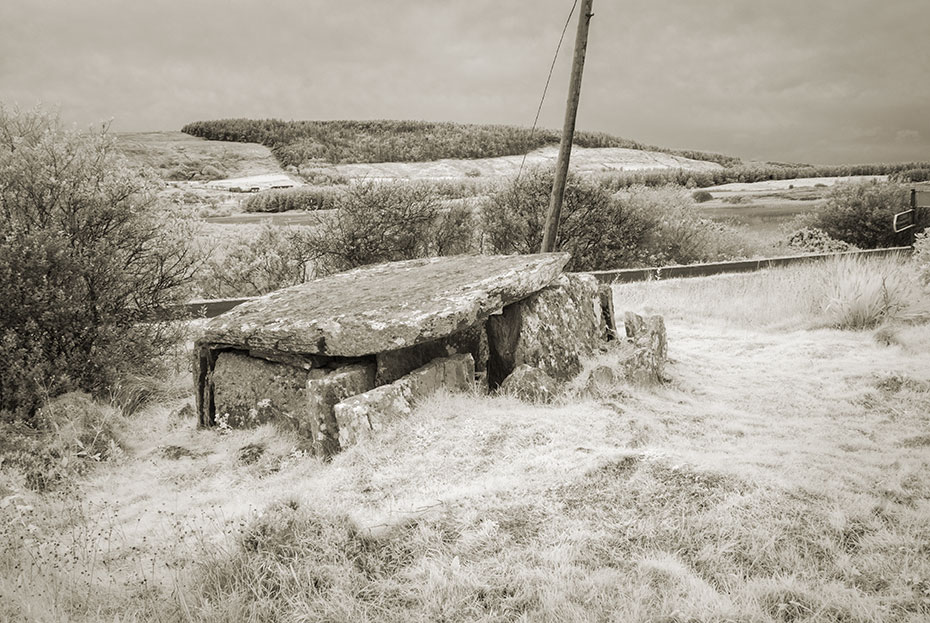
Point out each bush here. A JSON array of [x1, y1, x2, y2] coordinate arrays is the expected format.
[[482, 171, 751, 271], [692, 190, 713, 203], [481, 168, 653, 271], [0, 107, 200, 420], [297, 182, 477, 275], [618, 185, 753, 266], [243, 186, 341, 213], [891, 168, 930, 183], [812, 180, 922, 248], [785, 226, 852, 254], [195, 223, 315, 298]]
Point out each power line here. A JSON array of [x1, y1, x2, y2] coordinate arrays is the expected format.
[[516, 0, 579, 183]]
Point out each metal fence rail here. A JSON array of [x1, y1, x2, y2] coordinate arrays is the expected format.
[[174, 246, 915, 319], [587, 246, 914, 284]]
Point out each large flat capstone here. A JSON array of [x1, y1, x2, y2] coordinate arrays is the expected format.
[[197, 253, 570, 357]]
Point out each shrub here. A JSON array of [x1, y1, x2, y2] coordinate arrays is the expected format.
[[617, 185, 753, 266], [296, 182, 477, 275], [482, 171, 751, 271], [785, 226, 852, 254], [195, 223, 315, 298], [243, 186, 341, 213], [692, 190, 713, 203], [891, 168, 930, 183], [812, 180, 923, 248], [481, 168, 653, 271], [0, 107, 200, 420], [723, 194, 751, 204]]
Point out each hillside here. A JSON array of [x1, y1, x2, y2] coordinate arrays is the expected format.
[[325, 144, 725, 182], [116, 131, 289, 182], [179, 118, 742, 169]]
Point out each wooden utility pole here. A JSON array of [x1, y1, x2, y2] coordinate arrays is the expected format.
[[540, 0, 594, 253]]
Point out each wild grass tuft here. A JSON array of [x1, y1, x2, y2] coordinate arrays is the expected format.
[[823, 255, 924, 329], [0, 393, 126, 491]]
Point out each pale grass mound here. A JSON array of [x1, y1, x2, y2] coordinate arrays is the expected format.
[[329, 145, 724, 182], [2, 258, 930, 622]]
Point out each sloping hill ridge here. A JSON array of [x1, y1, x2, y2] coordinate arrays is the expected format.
[[329, 144, 725, 182], [180, 118, 742, 169]]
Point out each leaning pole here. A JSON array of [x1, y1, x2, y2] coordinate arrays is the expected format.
[[540, 0, 594, 253]]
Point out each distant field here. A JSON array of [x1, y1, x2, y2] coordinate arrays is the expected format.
[[116, 131, 287, 181], [705, 175, 887, 193], [326, 145, 723, 182], [696, 175, 888, 235]]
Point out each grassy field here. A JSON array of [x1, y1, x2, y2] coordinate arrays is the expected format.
[[695, 176, 888, 237], [2, 256, 929, 622], [325, 145, 723, 183], [116, 132, 285, 181]]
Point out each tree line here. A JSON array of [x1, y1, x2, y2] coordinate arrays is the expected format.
[[180, 118, 741, 168]]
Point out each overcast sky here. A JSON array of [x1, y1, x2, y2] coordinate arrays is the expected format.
[[1, 0, 928, 164]]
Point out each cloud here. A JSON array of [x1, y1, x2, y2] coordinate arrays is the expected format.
[[1, 0, 928, 163]]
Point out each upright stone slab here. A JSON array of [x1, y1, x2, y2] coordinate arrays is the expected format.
[[211, 351, 308, 428], [499, 364, 559, 403], [305, 363, 376, 458], [195, 253, 568, 425], [487, 273, 605, 386], [335, 354, 475, 448], [621, 312, 668, 384]]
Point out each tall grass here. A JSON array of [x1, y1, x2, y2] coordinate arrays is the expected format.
[[614, 253, 927, 331], [824, 255, 923, 329]]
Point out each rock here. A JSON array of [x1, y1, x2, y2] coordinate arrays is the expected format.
[[487, 273, 605, 387], [622, 311, 646, 340], [644, 316, 668, 362], [305, 364, 376, 458], [170, 403, 195, 421], [598, 284, 618, 341], [161, 445, 198, 460], [620, 313, 668, 384], [499, 364, 560, 403], [583, 364, 621, 397], [237, 442, 266, 465], [335, 354, 475, 448], [211, 351, 308, 428], [335, 383, 413, 447], [197, 253, 569, 358]]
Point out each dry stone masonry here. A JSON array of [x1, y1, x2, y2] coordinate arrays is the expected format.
[[193, 253, 639, 457]]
